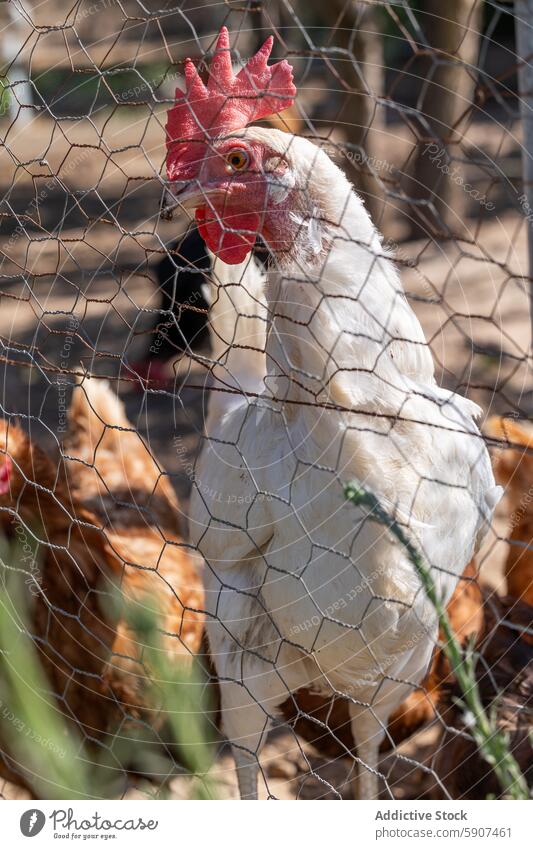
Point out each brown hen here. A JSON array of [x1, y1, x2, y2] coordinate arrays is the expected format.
[[63, 380, 204, 717], [0, 419, 122, 789], [486, 416, 533, 610], [0, 382, 204, 793]]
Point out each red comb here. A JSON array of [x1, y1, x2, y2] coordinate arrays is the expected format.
[[166, 27, 296, 180]]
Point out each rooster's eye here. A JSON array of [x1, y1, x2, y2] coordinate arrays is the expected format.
[[225, 149, 250, 172]]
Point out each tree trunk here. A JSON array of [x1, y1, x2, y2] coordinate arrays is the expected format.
[[323, 0, 385, 224], [404, 0, 483, 239]]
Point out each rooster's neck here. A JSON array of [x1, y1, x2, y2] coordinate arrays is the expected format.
[[262, 215, 435, 412]]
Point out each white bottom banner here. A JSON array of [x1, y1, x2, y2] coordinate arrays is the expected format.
[[0, 800, 530, 848]]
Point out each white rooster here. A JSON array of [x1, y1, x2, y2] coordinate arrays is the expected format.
[[166, 28, 501, 799]]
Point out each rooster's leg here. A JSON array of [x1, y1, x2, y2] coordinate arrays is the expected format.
[[348, 703, 386, 800], [219, 679, 274, 800], [232, 748, 260, 800]]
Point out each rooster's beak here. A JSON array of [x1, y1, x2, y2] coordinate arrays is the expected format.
[[167, 182, 225, 212]]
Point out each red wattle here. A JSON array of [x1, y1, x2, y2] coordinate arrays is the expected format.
[[196, 206, 259, 265]]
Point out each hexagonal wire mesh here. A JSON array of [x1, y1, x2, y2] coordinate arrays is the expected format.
[[0, 0, 531, 801]]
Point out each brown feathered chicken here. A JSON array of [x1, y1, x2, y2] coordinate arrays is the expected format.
[[63, 379, 204, 716], [486, 417, 533, 610], [0, 419, 122, 789], [0, 382, 204, 792], [65, 380, 182, 534]]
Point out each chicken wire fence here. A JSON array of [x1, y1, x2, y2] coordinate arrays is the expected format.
[[0, 0, 531, 801]]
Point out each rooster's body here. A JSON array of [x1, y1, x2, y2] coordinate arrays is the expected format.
[[167, 28, 501, 798]]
